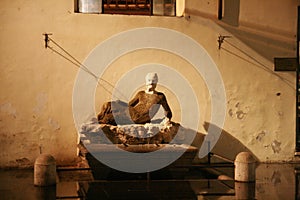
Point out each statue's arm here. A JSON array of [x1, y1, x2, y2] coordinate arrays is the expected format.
[[161, 94, 172, 120], [128, 91, 141, 107]]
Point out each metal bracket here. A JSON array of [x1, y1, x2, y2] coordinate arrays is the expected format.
[[43, 33, 52, 48], [218, 34, 231, 49]]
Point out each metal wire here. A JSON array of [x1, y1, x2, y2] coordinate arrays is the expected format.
[[45, 36, 128, 101], [222, 40, 294, 89]]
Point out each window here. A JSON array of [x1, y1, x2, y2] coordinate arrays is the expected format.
[[104, 0, 152, 15], [75, 0, 177, 16]]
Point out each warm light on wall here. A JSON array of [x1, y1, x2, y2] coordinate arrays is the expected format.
[[176, 0, 184, 17]]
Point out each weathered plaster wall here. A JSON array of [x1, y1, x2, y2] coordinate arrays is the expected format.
[[184, 0, 297, 162], [185, 0, 298, 61], [239, 0, 297, 34], [0, 0, 297, 167]]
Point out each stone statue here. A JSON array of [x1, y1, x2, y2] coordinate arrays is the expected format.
[[97, 72, 172, 125]]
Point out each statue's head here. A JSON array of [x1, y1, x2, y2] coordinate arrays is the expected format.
[[145, 72, 158, 91], [145, 72, 158, 85]]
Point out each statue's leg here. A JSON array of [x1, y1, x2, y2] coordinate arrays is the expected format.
[[97, 102, 116, 125], [98, 101, 135, 125], [111, 100, 134, 125]]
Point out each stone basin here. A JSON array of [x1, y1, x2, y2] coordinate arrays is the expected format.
[[85, 143, 197, 153], [80, 121, 186, 145], [85, 143, 198, 167], [80, 121, 199, 167]]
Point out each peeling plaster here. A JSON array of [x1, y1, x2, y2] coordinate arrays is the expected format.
[[271, 140, 281, 154], [48, 118, 60, 131], [228, 108, 234, 117], [236, 110, 246, 120], [33, 93, 48, 116], [16, 157, 30, 165], [228, 101, 249, 120], [277, 111, 284, 117], [256, 130, 266, 142], [0, 103, 17, 118], [9, 157, 31, 168]]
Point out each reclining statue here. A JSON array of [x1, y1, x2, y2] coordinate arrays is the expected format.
[[97, 72, 172, 126], [81, 72, 199, 146]]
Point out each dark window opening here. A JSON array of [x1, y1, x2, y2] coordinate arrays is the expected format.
[[103, 0, 152, 15], [75, 0, 176, 16]]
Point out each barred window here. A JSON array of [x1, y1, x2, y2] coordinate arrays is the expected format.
[[75, 0, 177, 16]]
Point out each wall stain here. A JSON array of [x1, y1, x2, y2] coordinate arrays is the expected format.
[[16, 157, 30, 164], [256, 131, 266, 142], [277, 111, 284, 117], [0, 103, 17, 118], [228, 108, 234, 117], [228, 101, 248, 120], [236, 110, 246, 119], [271, 140, 281, 153], [48, 118, 60, 131], [33, 93, 48, 116]]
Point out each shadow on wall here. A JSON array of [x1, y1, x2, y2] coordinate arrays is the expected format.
[[218, 0, 295, 62], [218, 22, 296, 62], [193, 122, 258, 163], [222, 0, 240, 26], [217, 0, 295, 62]]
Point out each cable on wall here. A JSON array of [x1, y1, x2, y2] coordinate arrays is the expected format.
[[43, 33, 128, 101], [221, 39, 294, 89]]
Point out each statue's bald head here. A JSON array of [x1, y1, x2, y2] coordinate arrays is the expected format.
[[145, 72, 158, 85]]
